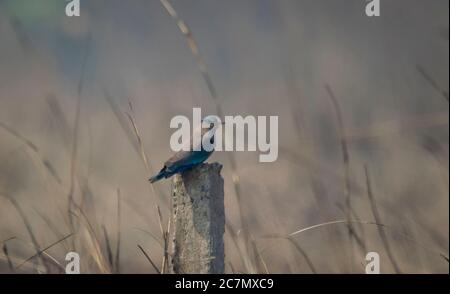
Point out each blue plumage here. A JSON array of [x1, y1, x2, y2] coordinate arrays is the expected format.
[[149, 149, 213, 183], [149, 116, 221, 183]]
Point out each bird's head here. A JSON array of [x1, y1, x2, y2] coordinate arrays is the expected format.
[[202, 115, 224, 132]]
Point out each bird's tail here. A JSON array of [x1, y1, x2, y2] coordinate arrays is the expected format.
[[149, 167, 167, 183]]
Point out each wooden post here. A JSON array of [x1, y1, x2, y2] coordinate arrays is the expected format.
[[171, 163, 225, 274]]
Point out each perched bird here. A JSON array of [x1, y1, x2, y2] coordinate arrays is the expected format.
[[149, 116, 223, 183]]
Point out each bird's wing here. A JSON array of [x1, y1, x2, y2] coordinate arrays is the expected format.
[[164, 150, 193, 171], [163, 124, 216, 172]]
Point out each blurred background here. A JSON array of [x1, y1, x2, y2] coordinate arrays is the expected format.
[[0, 0, 448, 273]]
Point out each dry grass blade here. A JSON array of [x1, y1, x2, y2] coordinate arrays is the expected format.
[[325, 84, 358, 271], [416, 65, 449, 102], [1, 237, 16, 244], [137, 244, 161, 274], [102, 225, 114, 269], [16, 233, 74, 270], [68, 33, 92, 237], [125, 111, 152, 175], [0, 253, 40, 272], [227, 262, 236, 274], [115, 189, 122, 273], [104, 90, 139, 152], [160, 0, 218, 101], [133, 228, 164, 248], [155, 205, 165, 242], [364, 165, 401, 273], [250, 235, 269, 274], [226, 221, 256, 273], [256, 235, 317, 274], [289, 220, 380, 237], [125, 98, 170, 273], [283, 68, 340, 272], [7, 14, 34, 53], [125, 99, 165, 208], [284, 237, 317, 274], [160, 216, 171, 274], [1, 237, 62, 273], [0, 122, 39, 152], [282, 145, 442, 237], [2, 243, 14, 272], [46, 95, 71, 148], [0, 122, 62, 184], [343, 112, 449, 141], [335, 203, 367, 252], [286, 219, 449, 263], [280, 146, 365, 196], [34, 209, 70, 252], [1, 193, 50, 273], [106, 94, 168, 208], [70, 205, 110, 273]]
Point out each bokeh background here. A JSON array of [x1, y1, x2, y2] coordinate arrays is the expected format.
[[0, 0, 448, 273]]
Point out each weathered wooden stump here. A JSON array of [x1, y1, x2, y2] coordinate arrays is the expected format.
[[171, 163, 225, 274]]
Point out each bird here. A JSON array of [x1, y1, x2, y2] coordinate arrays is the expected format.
[[149, 116, 223, 183]]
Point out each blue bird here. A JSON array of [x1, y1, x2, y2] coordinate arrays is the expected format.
[[149, 116, 223, 183]]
